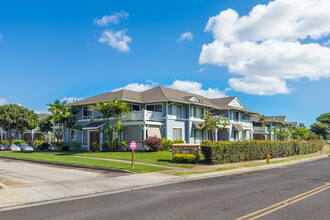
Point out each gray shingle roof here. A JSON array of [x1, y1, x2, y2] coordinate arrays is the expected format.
[[67, 86, 258, 112]]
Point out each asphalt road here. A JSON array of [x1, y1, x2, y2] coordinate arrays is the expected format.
[[1, 156, 329, 220]]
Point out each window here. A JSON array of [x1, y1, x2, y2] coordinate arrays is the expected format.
[[128, 104, 140, 111], [242, 114, 250, 120], [146, 104, 162, 112], [193, 106, 203, 118], [194, 129, 202, 143], [173, 128, 183, 140], [233, 112, 239, 121], [70, 129, 76, 140], [173, 105, 183, 118], [83, 130, 87, 145], [83, 107, 93, 119]]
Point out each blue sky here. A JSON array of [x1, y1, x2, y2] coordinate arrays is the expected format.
[[0, 0, 329, 127]]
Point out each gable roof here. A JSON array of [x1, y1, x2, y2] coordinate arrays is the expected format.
[[67, 86, 258, 113], [267, 116, 287, 123]]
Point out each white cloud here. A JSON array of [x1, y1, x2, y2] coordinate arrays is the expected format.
[[200, 0, 330, 95], [0, 98, 7, 105], [94, 11, 129, 26], [198, 67, 207, 73], [177, 32, 194, 42], [99, 29, 132, 52], [113, 80, 227, 98], [60, 97, 84, 104], [168, 80, 226, 98], [112, 83, 152, 92]]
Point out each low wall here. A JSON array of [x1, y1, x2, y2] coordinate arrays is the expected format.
[[172, 144, 200, 155]]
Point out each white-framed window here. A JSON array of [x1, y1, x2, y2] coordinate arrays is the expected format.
[[193, 106, 203, 118], [194, 129, 202, 143], [83, 130, 87, 145], [146, 104, 163, 112], [70, 129, 76, 140], [233, 112, 239, 121], [173, 105, 183, 118], [82, 107, 93, 119], [173, 128, 183, 140]]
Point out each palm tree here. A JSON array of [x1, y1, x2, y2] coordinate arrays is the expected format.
[[258, 114, 268, 140], [47, 100, 71, 142], [89, 99, 130, 151]]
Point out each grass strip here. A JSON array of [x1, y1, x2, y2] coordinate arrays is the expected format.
[[0, 152, 169, 173]]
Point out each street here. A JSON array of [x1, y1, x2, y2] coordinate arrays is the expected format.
[[1, 156, 329, 220]]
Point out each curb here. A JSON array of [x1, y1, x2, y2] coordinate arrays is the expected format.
[[0, 156, 135, 174]]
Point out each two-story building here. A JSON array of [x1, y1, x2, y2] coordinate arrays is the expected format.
[[62, 86, 258, 151], [252, 116, 297, 141]]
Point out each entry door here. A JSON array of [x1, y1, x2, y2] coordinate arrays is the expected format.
[[89, 131, 100, 151]]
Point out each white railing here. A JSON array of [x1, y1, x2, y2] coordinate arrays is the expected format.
[[242, 121, 252, 128], [253, 126, 268, 133], [145, 111, 163, 121], [124, 110, 163, 122]]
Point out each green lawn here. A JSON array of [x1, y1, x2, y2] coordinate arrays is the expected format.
[[0, 151, 169, 173], [28, 151, 195, 168]]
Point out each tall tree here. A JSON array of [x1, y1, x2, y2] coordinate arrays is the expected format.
[[200, 111, 229, 141], [0, 104, 39, 146], [38, 116, 53, 142], [316, 113, 330, 125], [47, 100, 79, 142], [89, 99, 130, 151], [310, 122, 329, 140]]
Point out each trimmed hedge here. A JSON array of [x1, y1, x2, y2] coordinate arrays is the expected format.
[[172, 153, 201, 164], [201, 140, 325, 165]]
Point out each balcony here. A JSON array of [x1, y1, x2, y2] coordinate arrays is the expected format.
[[253, 126, 268, 133], [124, 110, 163, 122]]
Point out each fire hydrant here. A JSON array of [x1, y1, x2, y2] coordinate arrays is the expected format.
[[266, 154, 271, 164]]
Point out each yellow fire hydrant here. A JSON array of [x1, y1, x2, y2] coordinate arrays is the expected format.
[[266, 154, 271, 164]]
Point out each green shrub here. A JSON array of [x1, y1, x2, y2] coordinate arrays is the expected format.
[[172, 153, 201, 163], [0, 140, 9, 145], [173, 139, 185, 144], [71, 142, 82, 151], [201, 140, 324, 165], [162, 138, 172, 151], [34, 140, 44, 148], [13, 140, 26, 145]]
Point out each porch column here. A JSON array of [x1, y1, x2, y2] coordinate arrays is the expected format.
[[143, 125, 147, 140], [215, 128, 218, 141]]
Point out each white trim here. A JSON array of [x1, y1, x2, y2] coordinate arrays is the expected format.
[[189, 97, 199, 103]]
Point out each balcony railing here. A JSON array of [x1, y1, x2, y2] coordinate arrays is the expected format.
[[253, 126, 268, 133], [124, 110, 163, 122]]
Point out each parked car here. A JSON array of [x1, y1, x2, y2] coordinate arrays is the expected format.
[[0, 144, 5, 151], [18, 143, 33, 151], [36, 143, 51, 151], [9, 144, 20, 151]]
